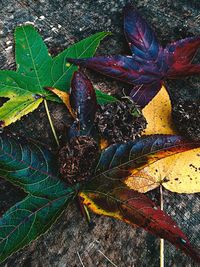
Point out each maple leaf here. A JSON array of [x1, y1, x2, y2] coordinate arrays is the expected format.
[[55, 71, 200, 262], [67, 4, 200, 108], [125, 85, 200, 194], [0, 25, 110, 127], [0, 71, 200, 264]]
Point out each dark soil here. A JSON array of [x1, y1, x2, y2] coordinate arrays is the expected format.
[[0, 0, 200, 266]]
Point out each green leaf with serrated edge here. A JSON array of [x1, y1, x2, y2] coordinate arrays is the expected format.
[[95, 89, 118, 105], [0, 193, 75, 263], [0, 132, 75, 198], [15, 25, 53, 92], [51, 32, 111, 90], [0, 71, 44, 126], [0, 25, 109, 126]]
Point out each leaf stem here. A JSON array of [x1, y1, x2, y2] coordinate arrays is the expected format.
[[44, 99, 60, 147], [160, 185, 164, 267]]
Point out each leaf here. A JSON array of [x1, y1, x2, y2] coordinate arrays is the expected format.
[[130, 81, 162, 108], [95, 135, 199, 178], [80, 188, 200, 262], [79, 134, 200, 261], [142, 85, 175, 135], [0, 25, 109, 126], [53, 31, 111, 90], [134, 148, 200, 193], [128, 86, 200, 193], [0, 193, 75, 263], [45, 87, 75, 118], [67, 3, 200, 108], [123, 3, 161, 61], [0, 71, 44, 127], [165, 36, 200, 78], [67, 55, 160, 86], [68, 71, 97, 137], [95, 89, 118, 105], [15, 25, 54, 91], [0, 131, 73, 198]]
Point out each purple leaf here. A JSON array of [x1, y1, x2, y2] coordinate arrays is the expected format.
[[69, 71, 97, 137], [130, 81, 162, 108], [124, 4, 161, 61], [67, 56, 162, 85], [166, 64, 200, 79], [165, 36, 200, 66], [67, 4, 200, 107]]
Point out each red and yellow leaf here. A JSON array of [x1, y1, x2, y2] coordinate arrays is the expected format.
[[80, 186, 200, 262]]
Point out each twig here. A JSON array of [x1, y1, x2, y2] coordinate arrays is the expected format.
[[160, 185, 164, 267], [44, 99, 59, 146], [77, 251, 86, 267], [97, 249, 118, 267]]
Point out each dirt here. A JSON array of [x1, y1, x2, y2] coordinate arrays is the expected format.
[[0, 0, 200, 266]]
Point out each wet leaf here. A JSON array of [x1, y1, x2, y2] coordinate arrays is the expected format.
[[0, 25, 109, 126]]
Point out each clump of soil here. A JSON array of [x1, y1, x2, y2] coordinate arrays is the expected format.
[[172, 98, 200, 141], [95, 97, 147, 143], [58, 136, 99, 184]]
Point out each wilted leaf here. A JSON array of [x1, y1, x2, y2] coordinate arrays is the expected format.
[[0, 25, 109, 126]]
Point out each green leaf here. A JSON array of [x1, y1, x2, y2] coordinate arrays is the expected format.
[[0, 132, 73, 198], [0, 132, 78, 263], [0, 71, 43, 126], [0, 193, 74, 263], [15, 25, 53, 92], [95, 89, 118, 105], [0, 25, 109, 126], [51, 32, 111, 90]]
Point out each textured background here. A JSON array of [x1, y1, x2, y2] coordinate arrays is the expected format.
[[0, 0, 200, 266]]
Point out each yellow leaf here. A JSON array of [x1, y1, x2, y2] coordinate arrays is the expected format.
[[45, 87, 75, 119], [126, 85, 200, 194], [142, 85, 175, 135], [0, 96, 43, 127]]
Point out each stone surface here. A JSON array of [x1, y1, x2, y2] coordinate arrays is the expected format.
[[0, 0, 199, 266]]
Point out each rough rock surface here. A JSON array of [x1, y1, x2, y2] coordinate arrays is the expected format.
[[0, 0, 200, 266]]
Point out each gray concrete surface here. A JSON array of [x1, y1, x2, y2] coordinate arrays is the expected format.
[[0, 0, 199, 266]]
